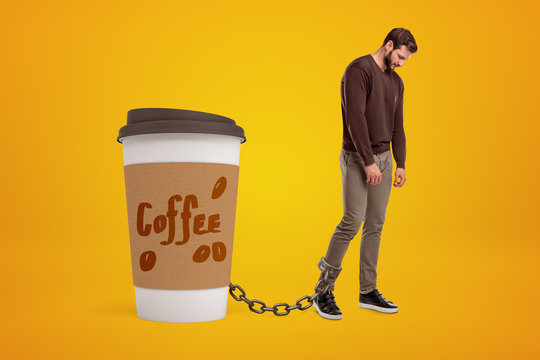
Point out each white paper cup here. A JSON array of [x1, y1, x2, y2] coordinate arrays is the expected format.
[[117, 109, 246, 323]]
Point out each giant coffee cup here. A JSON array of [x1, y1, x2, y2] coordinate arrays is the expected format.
[[117, 108, 246, 322]]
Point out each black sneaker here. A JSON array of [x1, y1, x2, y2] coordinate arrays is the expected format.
[[359, 289, 398, 313], [313, 291, 343, 320]]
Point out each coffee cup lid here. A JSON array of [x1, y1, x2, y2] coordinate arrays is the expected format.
[[117, 108, 246, 144]]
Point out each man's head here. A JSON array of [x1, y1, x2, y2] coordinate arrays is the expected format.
[[381, 28, 418, 72]]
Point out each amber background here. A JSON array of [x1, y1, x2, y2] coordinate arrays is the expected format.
[[1, 0, 539, 358]]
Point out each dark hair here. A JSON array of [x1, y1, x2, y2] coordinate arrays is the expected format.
[[383, 28, 418, 53]]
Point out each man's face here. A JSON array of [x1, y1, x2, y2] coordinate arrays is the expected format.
[[385, 44, 412, 72]]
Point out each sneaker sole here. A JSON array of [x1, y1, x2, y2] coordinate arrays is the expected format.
[[313, 301, 343, 320], [358, 302, 398, 313]]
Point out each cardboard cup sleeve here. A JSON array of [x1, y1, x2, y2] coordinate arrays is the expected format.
[[124, 162, 239, 290]]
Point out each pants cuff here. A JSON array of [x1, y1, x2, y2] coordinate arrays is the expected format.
[[360, 287, 375, 295]]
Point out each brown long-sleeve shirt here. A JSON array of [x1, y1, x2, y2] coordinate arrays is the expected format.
[[340, 54, 406, 169]]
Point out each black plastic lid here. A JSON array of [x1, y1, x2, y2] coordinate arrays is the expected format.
[[117, 108, 246, 144]]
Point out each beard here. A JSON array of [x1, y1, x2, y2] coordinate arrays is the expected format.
[[384, 49, 395, 72]]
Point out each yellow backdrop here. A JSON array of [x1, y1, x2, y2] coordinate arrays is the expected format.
[[2, 0, 539, 358]]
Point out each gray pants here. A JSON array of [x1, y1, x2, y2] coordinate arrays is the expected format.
[[322, 148, 393, 294]]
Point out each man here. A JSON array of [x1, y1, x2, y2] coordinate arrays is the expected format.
[[313, 28, 417, 320]]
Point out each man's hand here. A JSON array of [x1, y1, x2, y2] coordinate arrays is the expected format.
[[394, 168, 406, 187], [364, 163, 382, 185]]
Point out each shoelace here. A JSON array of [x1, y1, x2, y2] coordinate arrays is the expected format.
[[374, 290, 395, 305], [320, 292, 341, 312]]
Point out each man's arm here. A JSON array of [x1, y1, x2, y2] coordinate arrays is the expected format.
[[343, 66, 375, 166], [392, 77, 406, 169]]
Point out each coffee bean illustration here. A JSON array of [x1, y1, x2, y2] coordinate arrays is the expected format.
[[140, 251, 156, 271], [211, 176, 227, 199], [212, 241, 226, 262], [193, 245, 211, 263]]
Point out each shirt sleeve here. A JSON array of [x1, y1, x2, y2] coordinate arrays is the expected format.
[[392, 77, 406, 169], [342, 66, 375, 166]]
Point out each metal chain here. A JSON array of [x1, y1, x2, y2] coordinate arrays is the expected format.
[[228, 280, 328, 316]]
